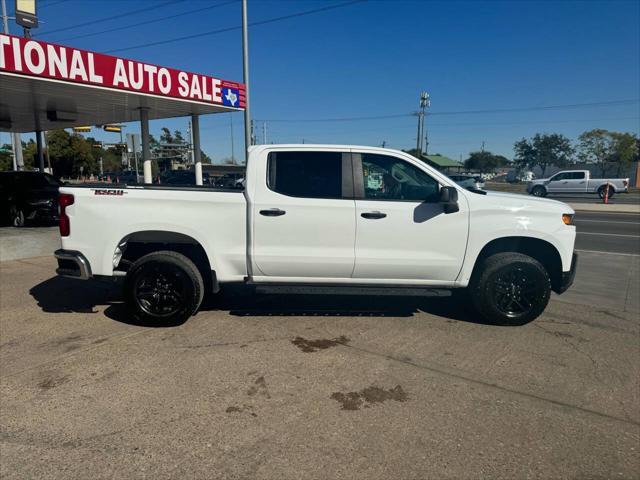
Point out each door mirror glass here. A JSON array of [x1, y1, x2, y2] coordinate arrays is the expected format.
[[440, 186, 459, 214]]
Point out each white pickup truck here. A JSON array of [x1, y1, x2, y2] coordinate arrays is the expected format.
[[527, 170, 629, 198], [55, 145, 577, 326]]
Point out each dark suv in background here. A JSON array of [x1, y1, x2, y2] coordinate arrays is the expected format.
[[0, 172, 62, 227]]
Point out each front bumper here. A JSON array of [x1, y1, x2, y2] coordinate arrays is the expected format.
[[54, 249, 92, 280], [556, 252, 578, 294]]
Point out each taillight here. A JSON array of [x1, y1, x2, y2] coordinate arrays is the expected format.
[[59, 193, 74, 237]]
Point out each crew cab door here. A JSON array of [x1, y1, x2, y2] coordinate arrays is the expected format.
[[352, 151, 468, 283], [251, 149, 356, 278], [547, 171, 587, 193]]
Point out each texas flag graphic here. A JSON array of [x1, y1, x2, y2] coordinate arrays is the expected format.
[[222, 87, 239, 107]]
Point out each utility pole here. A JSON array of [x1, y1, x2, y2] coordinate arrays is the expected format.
[[262, 121, 267, 145], [188, 120, 194, 165], [415, 92, 430, 154], [481, 141, 485, 152], [424, 130, 429, 156], [241, 0, 251, 159], [2, 0, 24, 171], [381, 141, 386, 148], [229, 113, 236, 164]]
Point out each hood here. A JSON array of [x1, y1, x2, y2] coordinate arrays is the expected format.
[[481, 190, 574, 213]]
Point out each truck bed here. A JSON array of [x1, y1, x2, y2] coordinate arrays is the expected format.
[[59, 184, 248, 281]]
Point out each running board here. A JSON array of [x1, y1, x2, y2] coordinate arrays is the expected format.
[[250, 284, 452, 297]]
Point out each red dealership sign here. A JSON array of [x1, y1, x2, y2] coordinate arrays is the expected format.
[[0, 33, 245, 109]]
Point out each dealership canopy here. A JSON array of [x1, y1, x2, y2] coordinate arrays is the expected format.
[[0, 33, 246, 132]]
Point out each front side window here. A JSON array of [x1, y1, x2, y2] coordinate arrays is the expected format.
[[361, 154, 440, 202], [268, 151, 343, 198]]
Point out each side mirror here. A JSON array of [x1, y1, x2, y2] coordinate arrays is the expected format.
[[440, 186, 459, 214]]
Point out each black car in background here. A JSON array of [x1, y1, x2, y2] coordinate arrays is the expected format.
[[0, 172, 62, 226], [158, 170, 212, 186]]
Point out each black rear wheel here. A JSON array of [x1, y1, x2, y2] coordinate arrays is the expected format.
[[124, 251, 204, 325], [469, 252, 551, 325]]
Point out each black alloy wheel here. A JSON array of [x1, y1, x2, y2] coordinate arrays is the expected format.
[[124, 251, 204, 325], [134, 263, 189, 318], [489, 264, 547, 319], [470, 252, 551, 325]]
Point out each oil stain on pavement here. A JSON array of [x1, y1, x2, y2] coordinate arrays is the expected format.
[[291, 336, 349, 353], [331, 385, 408, 411]]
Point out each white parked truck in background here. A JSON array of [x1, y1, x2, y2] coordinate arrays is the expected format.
[[527, 170, 629, 198], [55, 145, 578, 326]]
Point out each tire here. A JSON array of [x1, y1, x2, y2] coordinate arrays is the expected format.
[[124, 250, 204, 325], [469, 252, 551, 326], [598, 185, 615, 199], [10, 205, 25, 227], [531, 186, 547, 197]]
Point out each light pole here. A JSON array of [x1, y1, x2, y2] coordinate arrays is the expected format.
[[1, 0, 24, 171], [241, 0, 251, 160]]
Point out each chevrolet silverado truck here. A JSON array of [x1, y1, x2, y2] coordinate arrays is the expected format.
[[527, 170, 629, 199], [55, 145, 577, 326]]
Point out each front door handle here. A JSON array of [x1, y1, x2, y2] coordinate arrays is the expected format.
[[361, 211, 387, 219], [260, 208, 286, 217]]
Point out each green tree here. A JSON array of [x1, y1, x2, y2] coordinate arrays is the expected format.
[[464, 151, 509, 172], [514, 133, 573, 177], [610, 132, 639, 177], [579, 130, 639, 177], [160, 127, 173, 144], [0, 144, 13, 171], [577, 129, 615, 177]]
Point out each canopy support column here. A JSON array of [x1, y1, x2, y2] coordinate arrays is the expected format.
[[35, 130, 44, 173], [140, 108, 152, 184], [192, 114, 203, 186]]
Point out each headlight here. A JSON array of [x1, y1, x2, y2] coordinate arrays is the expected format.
[[562, 213, 574, 225]]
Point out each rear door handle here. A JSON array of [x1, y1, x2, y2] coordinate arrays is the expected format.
[[260, 208, 286, 217], [361, 211, 387, 219]]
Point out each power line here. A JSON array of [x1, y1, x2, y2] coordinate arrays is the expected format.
[[35, 0, 183, 37], [39, 0, 72, 9], [103, 0, 367, 54], [256, 99, 640, 123], [427, 99, 640, 116], [52, 0, 239, 43]]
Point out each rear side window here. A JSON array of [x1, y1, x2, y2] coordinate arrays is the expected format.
[[268, 151, 343, 198]]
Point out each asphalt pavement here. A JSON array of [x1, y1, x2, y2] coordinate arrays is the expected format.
[[574, 211, 640, 255], [1, 248, 638, 479]]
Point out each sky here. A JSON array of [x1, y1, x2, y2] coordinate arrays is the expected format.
[[1, 0, 639, 164]]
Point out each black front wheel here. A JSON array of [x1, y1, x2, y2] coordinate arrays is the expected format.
[[469, 252, 551, 325], [124, 251, 204, 325]]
